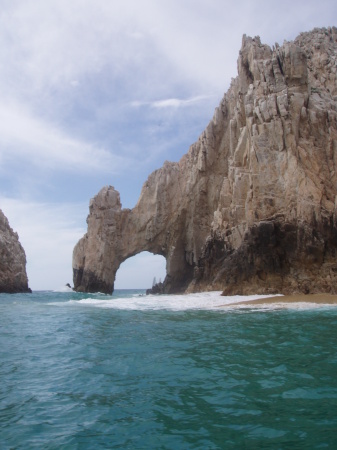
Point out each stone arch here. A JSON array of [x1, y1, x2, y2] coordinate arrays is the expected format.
[[73, 30, 337, 296], [72, 183, 199, 294]]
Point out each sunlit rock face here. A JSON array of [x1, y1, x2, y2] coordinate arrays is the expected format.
[[73, 27, 337, 295], [0, 209, 30, 293]]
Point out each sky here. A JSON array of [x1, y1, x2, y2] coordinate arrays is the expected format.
[[0, 0, 336, 291]]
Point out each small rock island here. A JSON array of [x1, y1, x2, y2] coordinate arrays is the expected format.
[[0, 209, 30, 293]]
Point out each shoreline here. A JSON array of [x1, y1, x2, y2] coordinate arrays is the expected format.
[[219, 293, 337, 307]]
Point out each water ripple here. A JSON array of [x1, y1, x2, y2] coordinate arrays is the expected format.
[[1, 292, 337, 448]]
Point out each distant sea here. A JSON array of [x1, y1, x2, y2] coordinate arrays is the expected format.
[[1, 289, 337, 449]]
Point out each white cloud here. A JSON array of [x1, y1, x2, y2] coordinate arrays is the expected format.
[[131, 95, 215, 109], [1, 0, 336, 100], [0, 0, 157, 96], [0, 102, 130, 173]]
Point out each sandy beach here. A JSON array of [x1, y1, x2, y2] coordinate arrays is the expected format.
[[220, 294, 337, 307]]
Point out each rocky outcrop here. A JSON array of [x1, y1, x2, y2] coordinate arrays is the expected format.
[[0, 209, 30, 293], [146, 281, 165, 295], [73, 27, 337, 295]]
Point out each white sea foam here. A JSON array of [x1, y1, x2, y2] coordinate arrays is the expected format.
[[69, 292, 284, 311], [53, 285, 73, 293], [64, 292, 337, 312]]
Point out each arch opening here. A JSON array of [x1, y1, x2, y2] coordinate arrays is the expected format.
[[114, 251, 166, 290]]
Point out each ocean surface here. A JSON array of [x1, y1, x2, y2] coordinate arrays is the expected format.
[[1, 289, 337, 449]]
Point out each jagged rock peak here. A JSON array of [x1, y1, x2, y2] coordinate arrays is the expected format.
[[89, 185, 122, 212], [73, 27, 337, 295], [0, 209, 31, 293]]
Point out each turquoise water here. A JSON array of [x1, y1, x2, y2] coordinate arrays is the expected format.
[[1, 290, 337, 449]]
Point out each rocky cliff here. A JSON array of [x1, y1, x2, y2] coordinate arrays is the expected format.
[[0, 209, 30, 293], [73, 27, 337, 295]]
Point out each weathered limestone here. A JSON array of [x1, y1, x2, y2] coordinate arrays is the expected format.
[[73, 27, 337, 295], [0, 209, 30, 293]]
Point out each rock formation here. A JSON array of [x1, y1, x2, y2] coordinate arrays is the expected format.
[[0, 209, 31, 293], [73, 27, 337, 295]]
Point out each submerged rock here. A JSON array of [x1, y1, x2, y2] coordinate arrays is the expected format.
[[73, 27, 337, 295], [0, 209, 31, 293], [146, 282, 165, 295]]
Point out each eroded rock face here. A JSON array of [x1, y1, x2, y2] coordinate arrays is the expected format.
[[0, 209, 30, 293], [73, 27, 337, 295]]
